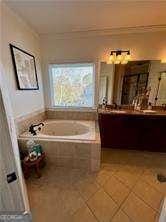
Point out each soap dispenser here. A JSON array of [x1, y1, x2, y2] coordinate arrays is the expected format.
[[102, 97, 107, 110]]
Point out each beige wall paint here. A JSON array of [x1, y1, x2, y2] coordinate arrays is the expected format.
[[100, 62, 114, 104], [41, 30, 166, 108], [2, 3, 45, 119]]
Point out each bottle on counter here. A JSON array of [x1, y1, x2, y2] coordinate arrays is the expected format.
[[26, 139, 43, 158], [148, 102, 152, 110], [26, 139, 36, 154], [102, 97, 107, 110]]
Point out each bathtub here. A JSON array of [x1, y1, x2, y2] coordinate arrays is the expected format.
[[20, 120, 95, 141], [18, 120, 101, 172]]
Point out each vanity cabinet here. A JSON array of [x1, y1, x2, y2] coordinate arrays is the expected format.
[[98, 113, 166, 152]]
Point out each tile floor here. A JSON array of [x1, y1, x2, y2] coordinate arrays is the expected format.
[[26, 148, 166, 222]]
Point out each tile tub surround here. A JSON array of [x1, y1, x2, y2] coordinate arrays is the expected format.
[[46, 109, 98, 121], [16, 109, 97, 135], [18, 122, 101, 172], [15, 109, 46, 135]]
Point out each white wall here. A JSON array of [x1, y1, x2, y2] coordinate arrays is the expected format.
[[2, 3, 45, 119], [41, 30, 166, 108]]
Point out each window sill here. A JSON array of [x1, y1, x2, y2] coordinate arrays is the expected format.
[[47, 107, 97, 112]]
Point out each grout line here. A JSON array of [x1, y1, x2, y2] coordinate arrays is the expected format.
[[130, 171, 164, 213], [74, 180, 101, 203], [118, 172, 160, 220], [132, 189, 162, 214], [113, 168, 145, 189], [107, 169, 146, 221], [140, 171, 166, 196], [120, 208, 135, 222], [85, 200, 101, 222], [104, 181, 133, 221], [95, 173, 112, 187]]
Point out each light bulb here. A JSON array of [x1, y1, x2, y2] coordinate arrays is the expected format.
[[114, 60, 120, 64], [110, 54, 115, 61], [107, 54, 115, 64], [117, 54, 123, 61], [121, 60, 128, 64], [125, 53, 131, 61], [107, 60, 113, 64]]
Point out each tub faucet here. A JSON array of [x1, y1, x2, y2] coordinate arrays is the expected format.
[[29, 122, 44, 136]]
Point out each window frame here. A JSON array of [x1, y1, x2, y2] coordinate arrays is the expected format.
[[49, 62, 96, 110]]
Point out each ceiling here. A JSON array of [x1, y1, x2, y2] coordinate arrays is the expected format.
[[4, 1, 166, 35]]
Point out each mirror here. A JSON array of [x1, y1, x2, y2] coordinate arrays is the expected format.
[[99, 60, 166, 106]]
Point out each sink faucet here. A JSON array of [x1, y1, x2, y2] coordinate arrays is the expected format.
[[112, 102, 118, 109], [162, 103, 166, 110], [29, 122, 44, 136]]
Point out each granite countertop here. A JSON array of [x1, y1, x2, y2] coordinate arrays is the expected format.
[[98, 108, 166, 117]]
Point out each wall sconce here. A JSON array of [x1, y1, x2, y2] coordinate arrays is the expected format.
[[107, 50, 131, 64]]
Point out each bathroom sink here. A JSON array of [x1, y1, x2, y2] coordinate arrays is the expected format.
[[109, 110, 127, 114], [142, 110, 156, 114]]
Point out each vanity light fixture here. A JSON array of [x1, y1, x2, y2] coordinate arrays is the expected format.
[[161, 58, 166, 63], [107, 50, 131, 64]]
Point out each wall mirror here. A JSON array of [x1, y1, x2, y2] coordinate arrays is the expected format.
[[99, 60, 166, 106]]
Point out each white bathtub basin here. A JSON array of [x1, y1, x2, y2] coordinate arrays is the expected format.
[[20, 120, 96, 141], [41, 121, 89, 136]]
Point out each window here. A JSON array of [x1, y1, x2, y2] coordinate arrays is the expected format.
[[50, 63, 95, 108]]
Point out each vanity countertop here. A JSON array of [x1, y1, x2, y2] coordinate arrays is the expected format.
[[98, 108, 166, 117]]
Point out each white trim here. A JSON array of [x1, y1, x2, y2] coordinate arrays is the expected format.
[[47, 107, 97, 112], [41, 24, 166, 39], [49, 65, 55, 108]]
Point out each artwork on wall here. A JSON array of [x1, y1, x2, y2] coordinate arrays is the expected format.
[[10, 44, 39, 90]]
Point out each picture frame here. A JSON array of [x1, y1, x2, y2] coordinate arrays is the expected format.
[[10, 44, 39, 90]]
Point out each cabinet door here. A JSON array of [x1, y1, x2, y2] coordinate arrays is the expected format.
[[139, 116, 166, 152], [99, 113, 166, 152]]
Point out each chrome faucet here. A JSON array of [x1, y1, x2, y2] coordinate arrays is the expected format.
[[29, 122, 44, 136]]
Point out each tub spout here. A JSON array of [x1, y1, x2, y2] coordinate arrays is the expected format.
[[29, 122, 44, 136]]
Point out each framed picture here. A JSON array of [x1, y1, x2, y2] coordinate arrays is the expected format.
[[10, 44, 39, 90]]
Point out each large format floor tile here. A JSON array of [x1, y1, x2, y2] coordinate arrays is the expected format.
[[103, 175, 130, 206], [114, 166, 144, 189], [133, 179, 164, 212], [111, 210, 132, 222], [142, 169, 166, 195], [26, 148, 166, 222], [87, 189, 118, 222], [71, 206, 98, 222], [121, 193, 158, 222], [74, 174, 100, 201]]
